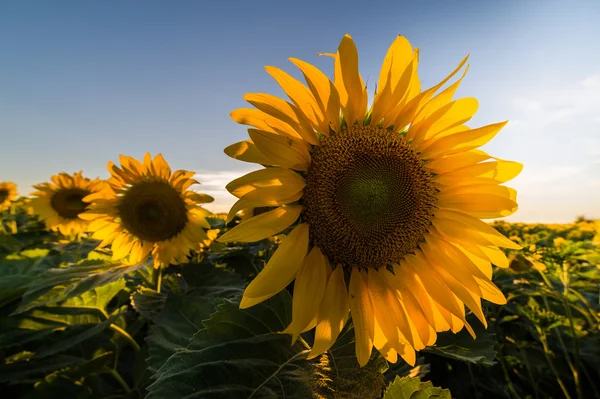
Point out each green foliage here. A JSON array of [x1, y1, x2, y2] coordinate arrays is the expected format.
[[2, 202, 599, 398]]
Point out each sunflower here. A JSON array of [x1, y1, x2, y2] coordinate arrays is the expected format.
[[219, 34, 522, 367], [81, 153, 214, 268], [30, 172, 107, 237], [0, 182, 18, 209]]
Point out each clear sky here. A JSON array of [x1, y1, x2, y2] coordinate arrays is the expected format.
[[1, 0, 599, 223]]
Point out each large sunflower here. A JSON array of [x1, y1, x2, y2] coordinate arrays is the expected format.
[[81, 153, 214, 268], [30, 172, 107, 236], [0, 182, 18, 209], [219, 34, 522, 367]]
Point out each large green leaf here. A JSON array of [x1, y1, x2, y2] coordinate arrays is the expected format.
[[0, 280, 125, 349], [383, 376, 452, 399], [145, 265, 245, 372], [147, 290, 388, 399], [14, 259, 150, 314], [0, 249, 54, 307]]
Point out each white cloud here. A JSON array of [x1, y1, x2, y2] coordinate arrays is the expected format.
[[194, 169, 260, 214]]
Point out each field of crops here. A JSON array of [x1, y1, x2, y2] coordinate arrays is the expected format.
[[1, 194, 598, 398]]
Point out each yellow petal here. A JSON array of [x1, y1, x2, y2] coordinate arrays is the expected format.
[[248, 129, 310, 171], [289, 58, 340, 134], [244, 92, 319, 144], [420, 121, 508, 160], [422, 244, 487, 328], [240, 223, 309, 304], [231, 108, 304, 140], [265, 65, 324, 131], [224, 140, 273, 165], [226, 190, 303, 224], [335, 34, 367, 125], [226, 167, 305, 198], [407, 253, 476, 338], [371, 35, 414, 125], [434, 209, 522, 249], [218, 206, 302, 243], [434, 160, 523, 186], [373, 318, 399, 363], [349, 268, 374, 367], [438, 186, 518, 219], [425, 150, 491, 174], [411, 97, 479, 147], [285, 246, 329, 343], [308, 265, 350, 359]]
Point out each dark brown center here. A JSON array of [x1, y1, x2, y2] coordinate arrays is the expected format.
[[118, 180, 188, 242], [303, 126, 437, 268], [0, 189, 8, 203], [50, 188, 91, 219]]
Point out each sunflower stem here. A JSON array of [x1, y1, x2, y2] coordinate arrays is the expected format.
[[107, 368, 131, 393], [152, 267, 163, 294], [109, 324, 141, 352]]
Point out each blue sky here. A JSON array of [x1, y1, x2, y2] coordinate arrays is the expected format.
[[1, 0, 599, 222]]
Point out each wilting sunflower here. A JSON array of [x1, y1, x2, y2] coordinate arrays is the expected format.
[[30, 172, 107, 236], [81, 153, 214, 268], [219, 34, 522, 367], [0, 182, 18, 209]]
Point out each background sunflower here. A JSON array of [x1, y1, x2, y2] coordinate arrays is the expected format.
[[0, 182, 18, 210], [81, 153, 215, 268], [30, 172, 107, 237]]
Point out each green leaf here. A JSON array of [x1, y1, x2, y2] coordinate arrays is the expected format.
[[145, 265, 245, 372], [131, 287, 166, 322], [383, 376, 452, 399], [14, 259, 150, 314], [0, 249, 54, 307], [0, 279, 125, 349], [147, 290, 388, 399], [422, 318, 498, 366]]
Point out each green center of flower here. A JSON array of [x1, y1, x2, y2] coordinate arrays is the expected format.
[[303, 126, 437, 268], [51, 188, 91, 219], [118, 180, 188, 242], [341, 176, 391, 226]]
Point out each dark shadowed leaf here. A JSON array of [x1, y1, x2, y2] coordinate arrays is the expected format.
[[147, 290, 388, 399], [145, 264, 245, 372]]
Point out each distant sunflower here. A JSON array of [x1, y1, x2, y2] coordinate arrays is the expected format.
[[30, 172, 106, 236], [219, 34, 522, 367], [0, 182, 18, 209], [81, 153, 214, 268]]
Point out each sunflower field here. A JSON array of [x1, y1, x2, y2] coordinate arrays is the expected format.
[[1, 34, 599, 399]]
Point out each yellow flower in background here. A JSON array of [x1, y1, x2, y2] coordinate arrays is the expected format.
[[30, 172, 106, 236], [81, 153, 214, 268], [219, 34, 522, 367], [0, 182, 18, 209]]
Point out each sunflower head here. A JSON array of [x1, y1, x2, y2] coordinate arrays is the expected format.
[[0, 182, 18, 209], [219, 34, 522, 367], [81, 153, 214, 268], [30, 172, 107, 237]]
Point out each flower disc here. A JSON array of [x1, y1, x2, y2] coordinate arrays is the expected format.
[[118, 181, 188, 242], [51, 188, 92, 219], [304, 126, 437, 268], [30, 172, 106, 236], [0, 182, 18, 209], [82, 153, 215, 267]]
